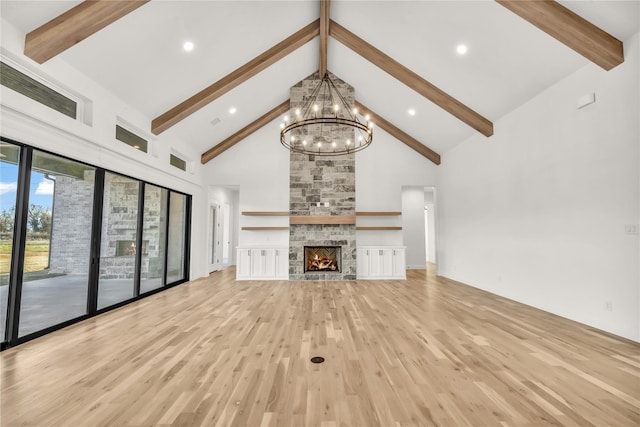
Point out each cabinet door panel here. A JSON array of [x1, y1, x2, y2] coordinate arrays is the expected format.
[[357, 249, 370, 278], [392, 249, 406, 278], [275, 249, 289, 278], [250, 249, 263, 276], [237, 249, 252, 279], [263, 249, 276, 277], [381, 249, 394, 276], [369, 250, 383, 277]]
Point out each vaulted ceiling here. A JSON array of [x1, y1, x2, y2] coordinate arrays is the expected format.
[[2, 1, 639, 166]]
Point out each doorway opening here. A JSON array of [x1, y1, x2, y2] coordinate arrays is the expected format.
[[424, 186, 437, 273]]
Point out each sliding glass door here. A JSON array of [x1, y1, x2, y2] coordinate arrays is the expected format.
[[1, 138, 191, 349], [140, 185, 167, 294], [18, 150, 95, 337], [97, 173, 140, 310], [0, 142, 20, 342], [166, 193, 187, 284]]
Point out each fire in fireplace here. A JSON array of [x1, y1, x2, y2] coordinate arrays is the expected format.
[[304, 246, 341, 273]]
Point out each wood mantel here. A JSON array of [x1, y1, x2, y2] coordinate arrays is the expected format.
[[290, 215, 356, 225]]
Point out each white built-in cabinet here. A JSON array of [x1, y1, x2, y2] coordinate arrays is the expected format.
[[236, 247, 289, 280], [357, 246, 406, 279]]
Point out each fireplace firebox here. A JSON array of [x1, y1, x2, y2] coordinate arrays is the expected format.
[[304, 246, 341, 273]]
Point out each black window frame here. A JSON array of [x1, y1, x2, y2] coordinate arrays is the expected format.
[[0, 137, 192, 350]]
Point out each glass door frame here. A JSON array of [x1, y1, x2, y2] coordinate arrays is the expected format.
[[1, 137, 192, 350]]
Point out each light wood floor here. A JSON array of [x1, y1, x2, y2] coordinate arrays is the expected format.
[[1, 267, 639, 426]]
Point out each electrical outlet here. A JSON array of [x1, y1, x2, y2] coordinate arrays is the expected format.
[[624, 224, 638, 235], [605, 300, 613, 312]]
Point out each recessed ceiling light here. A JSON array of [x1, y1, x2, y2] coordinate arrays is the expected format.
[[183, 41, 194, 52], [456, 44, 468, 55], [408, 108, 416, 116], [229, 107, 237, 114]]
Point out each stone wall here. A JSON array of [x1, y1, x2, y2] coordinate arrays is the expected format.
[[99, 174, 139, 279], [49, 172, 94, 274], [288, 72, 357, 280], [48, 173, 167, 279]]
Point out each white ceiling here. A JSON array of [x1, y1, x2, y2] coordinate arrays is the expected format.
[[1, 0, 639, 159]]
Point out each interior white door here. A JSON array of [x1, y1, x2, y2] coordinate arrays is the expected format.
[[208, 203, 223, 272], [222, 203, 231, 265]]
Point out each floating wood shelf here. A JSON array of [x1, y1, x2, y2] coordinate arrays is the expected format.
[[242, 211, 289, 216], [356, 211, 402, 216], [241, 227, 289, 231], [356, 226, 403, 231], [242, 211, 401, 217], [290, 215, 356, 225]]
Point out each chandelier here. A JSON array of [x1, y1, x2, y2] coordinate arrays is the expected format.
[[280, 73, 372, 156]]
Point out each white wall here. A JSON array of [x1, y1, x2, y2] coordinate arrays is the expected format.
[[203, 123, 291, 247], [437, 33, 640, 342], [0, 18, 209, 280], [402, 186, 426, 268], [356, 129, 438, 246]]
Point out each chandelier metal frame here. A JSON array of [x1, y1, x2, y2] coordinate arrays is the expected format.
[[280, 73, 372, 156]]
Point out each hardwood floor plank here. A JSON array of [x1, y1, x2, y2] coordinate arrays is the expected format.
[[1, 268, 639, 426]]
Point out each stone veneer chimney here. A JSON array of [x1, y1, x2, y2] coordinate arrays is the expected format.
[[288, 72, 356, 280]]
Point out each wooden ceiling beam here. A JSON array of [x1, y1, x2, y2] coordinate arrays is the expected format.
[[153, 20, 319, 135], [330, 20, 493, 137], [25, 0, 149, 64], [355, 101, 441, 165], [319, 0, 331, 78], [201, 100, 290, 164], [496, 1, 623, 71]]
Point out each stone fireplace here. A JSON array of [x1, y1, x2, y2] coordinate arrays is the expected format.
[[288, 72, 357, 280]]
